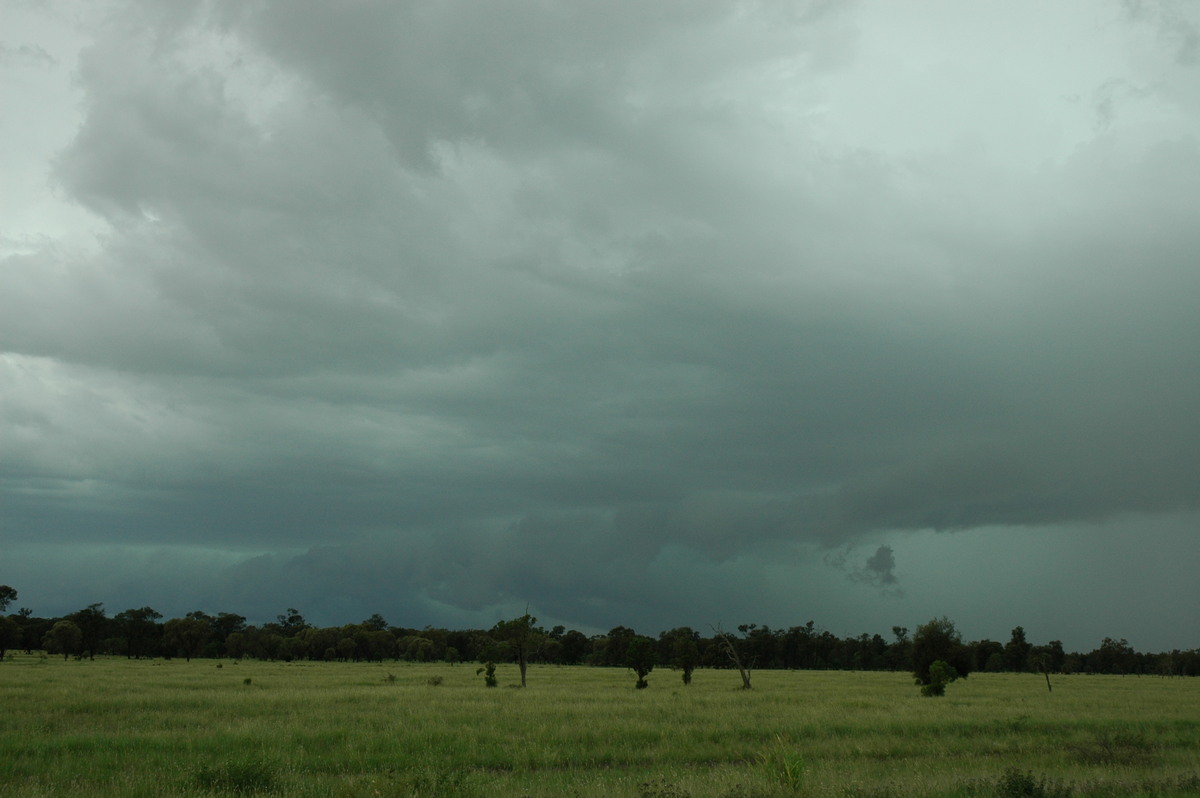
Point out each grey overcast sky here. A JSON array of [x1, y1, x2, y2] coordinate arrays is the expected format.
[[3, 0, 1199, 651]]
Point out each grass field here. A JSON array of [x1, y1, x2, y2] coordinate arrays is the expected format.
[[1, 654, 1198, 797]]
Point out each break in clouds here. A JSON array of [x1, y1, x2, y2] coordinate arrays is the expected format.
[[2, 0, 1199, 650]]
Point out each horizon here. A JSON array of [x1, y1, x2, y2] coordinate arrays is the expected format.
[[7, 588, 1179, 656]]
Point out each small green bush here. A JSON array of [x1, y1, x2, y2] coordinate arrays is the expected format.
[[476, 662, 497, 687], [918, 659, 959, 697]]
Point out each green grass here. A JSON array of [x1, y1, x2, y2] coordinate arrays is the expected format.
[[1, 655, 1198, 796]]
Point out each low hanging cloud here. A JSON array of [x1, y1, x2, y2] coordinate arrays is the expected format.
[[826, 544, 901, 597], [862, 545, 899, 589]]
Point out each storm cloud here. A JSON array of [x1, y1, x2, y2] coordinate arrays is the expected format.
[[2, 0, 1199, 650]]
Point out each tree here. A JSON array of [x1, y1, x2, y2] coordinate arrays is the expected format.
[[362, 613, 389, 632], [1031, 640, 1065, 674], [662, 627, 700, 686], [491, 611, 544, 688], [211, 612, 248, 656], [16, 612, 48, 655], [911, 617, 971, 690], [886, 626, 911, 671], [1003, 626, 1032, 672], [626, 635, 657, 689], [114, 607, 163, 659], [1092, 637, 1137, 674], [67, 603, 108, 659], [399, 635, 433, 662], [273, 608, 309, 636], [558, 629, 591, 665], [0, 615, 19, 658], [779, 621, 817, 669], [0, 585, 17, 612], [596, 626, 637, 667], [299, 627, 339, 661], [163, 617, 212, 661], [712, 625, 752, 689], [972, 639, 1004, 672], [225, 632, 247, 660], [1030, 651, 1054, 692], [739, 624, 780, 669], [366, 629, 397, 661], [44, 620, 83, 660]]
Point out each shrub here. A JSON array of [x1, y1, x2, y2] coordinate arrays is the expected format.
[[918, 659, 959, 697], [475, 662, 497, 687]]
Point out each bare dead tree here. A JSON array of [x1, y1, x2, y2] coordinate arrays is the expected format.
[[1033, 653, 1053, 693], [712, 624, 752, 689]]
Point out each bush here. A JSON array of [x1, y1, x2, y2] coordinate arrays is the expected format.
[[918, 659, 958, 697], [475, 662, 497, 687]]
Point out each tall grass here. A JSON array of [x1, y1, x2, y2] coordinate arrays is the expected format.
[[0, 654, 1197, 796]]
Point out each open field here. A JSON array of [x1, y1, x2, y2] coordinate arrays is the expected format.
[[1, 655, 1198, 797]]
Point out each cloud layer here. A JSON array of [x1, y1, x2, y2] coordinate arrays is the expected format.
[[2, 0, 1199, 649]]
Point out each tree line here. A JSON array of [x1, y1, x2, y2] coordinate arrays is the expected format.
[[0, 585, 1196, 679]]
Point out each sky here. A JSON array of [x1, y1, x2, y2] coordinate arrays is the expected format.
[[2, 0, 1199, 653]]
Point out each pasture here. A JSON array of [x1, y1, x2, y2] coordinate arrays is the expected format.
[[1, 654, 1197, 797]]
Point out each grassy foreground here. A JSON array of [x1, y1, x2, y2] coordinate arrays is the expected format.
[[1, 655, 1198, 797]]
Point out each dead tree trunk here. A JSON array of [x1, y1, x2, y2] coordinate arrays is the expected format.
[[712, 625, 752, 689]]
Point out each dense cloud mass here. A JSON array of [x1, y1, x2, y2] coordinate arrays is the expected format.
[[2, 0, 1199, 650]]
